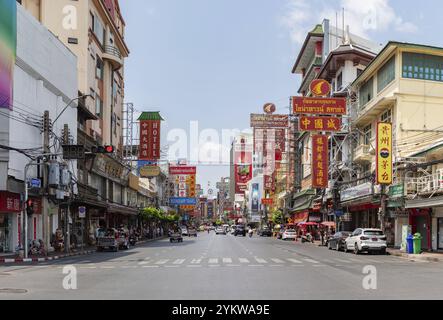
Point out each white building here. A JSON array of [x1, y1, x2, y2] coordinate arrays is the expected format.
[[0, 4, 77, 253]]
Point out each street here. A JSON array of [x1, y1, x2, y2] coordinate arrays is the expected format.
[[1, 233, 443, 300]]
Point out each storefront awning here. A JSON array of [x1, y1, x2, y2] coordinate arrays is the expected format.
[[290, 189, 316, 213], [405, 196, 443, 209], [107, 203, 139, 216]]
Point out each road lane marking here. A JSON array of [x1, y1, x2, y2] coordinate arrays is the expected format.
[[187, 265, 202, 268], [173, 259, 185, 265], [138, 261, 150, 265], [255, 258, 268, 264], [239, 258, 250, 264], [287, 258, 302, 264], [227, 265, 241, 267], [313, 265, 327, 267], [80, 267, 97, 269], [271, 258, 285, 264], [209, 265, 220, 268], [191, 259, 202, 264], [165, 266, 180, 268], [209, 258, 218, 264], [121, 266, 138, 269], [303, 259, 319, 264], [223, 258, 233, 264], [142, 266, 159, 268], [270, 265, 284, 267], [334, 259, 351, 263], [155, 259, 169, 265], [248, 265, 264, 267], [100, 266, 115, 269]]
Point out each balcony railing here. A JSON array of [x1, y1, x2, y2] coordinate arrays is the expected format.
[[353, 144, 372, 162], [104, 45, 122, 59], [406, 173, 443, 196]]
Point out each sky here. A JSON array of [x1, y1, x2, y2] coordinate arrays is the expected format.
[[120, 0, 443, 195]]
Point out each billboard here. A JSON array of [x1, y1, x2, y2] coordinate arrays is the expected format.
[[169, 166, 197, 175], [299, 116, 342, 132], [292, 97, 347, 115], [234, 138, 253, 195], [251, 183, 260, 212], [0, 0, 16, 109], [376, 122, 393, 185], [169, 198, 197, 206], [312, 135, 329, 188]]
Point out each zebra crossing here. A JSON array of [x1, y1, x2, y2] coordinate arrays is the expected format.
[[67, 255, 410, 271]]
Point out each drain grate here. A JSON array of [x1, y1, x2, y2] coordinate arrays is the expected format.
[[0, 288, 28, 294]]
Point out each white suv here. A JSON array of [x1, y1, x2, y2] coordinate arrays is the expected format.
[[344, 228, 387, 255]]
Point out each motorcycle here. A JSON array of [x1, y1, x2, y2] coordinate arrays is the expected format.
[[129, 234, 137, 246], [248, 230, 253, 238]]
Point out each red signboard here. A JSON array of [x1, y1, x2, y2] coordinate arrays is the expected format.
[[169, 166, 197, 175], [139, 120, 161, 160], [299, 116, 342, 132], [261, 198, 273, 206], [293, 97, 347, 115], [235, 164, 252, 194], [0, 191, 22, 213], [312, 135, 329, 188]]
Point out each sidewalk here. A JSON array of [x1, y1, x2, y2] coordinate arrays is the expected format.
[[0, 236, 167, 265], [387, 248, 443, 262]]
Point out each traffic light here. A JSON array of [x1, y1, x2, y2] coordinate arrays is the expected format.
[[91, 146, 115, 154], [26, 199, 34, 216]]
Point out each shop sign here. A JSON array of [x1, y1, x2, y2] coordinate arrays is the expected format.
[[78, 206, 86, 219], [309, 214, 322, 222], [139, 119, 161, 161], [0, 191, 21, 213], [169, 198, 197, 206], [139, 165, 160, 178], [250, 114, 289, 128], [376, 122, 393, 185], [292, 211, 309, 224], [310, 79, 332, 97], [261, 198, 273, 206], [169, 166, 197, 175], [389, 183, 405, 199], [299, 116, 342, 132], [292, 97, 347, 115], [312, 135, 329, 188], [340, 182, 373, 202]]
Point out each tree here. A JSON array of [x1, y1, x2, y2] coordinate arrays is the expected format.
[[271, 210, 283, 225]]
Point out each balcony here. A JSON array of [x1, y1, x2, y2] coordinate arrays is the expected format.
[[103, 45, 123, 70], [353, 144, 372, 163], [406, 173, 443, 197]]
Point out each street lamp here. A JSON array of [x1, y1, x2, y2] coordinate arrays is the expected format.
[[53, 94, 93, 125]]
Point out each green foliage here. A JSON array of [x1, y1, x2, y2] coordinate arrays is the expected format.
[[141, 207, 180, 223], [271, 210, 283, 224]]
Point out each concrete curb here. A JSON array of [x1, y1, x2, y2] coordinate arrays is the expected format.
[[387, 250, 441, 262], [0, 250, 95, 265]]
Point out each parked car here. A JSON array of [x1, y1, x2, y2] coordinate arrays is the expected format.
[[230, 226, 237, 235], [215, 227, 226, 235], [258, 226, 273, 237], [234, 225, 246, 237], [170, 228, 183, 243], [96, 228, 129, 252], [181, 226, 189, 236], [328, 231, 351, 251], [345, 228, 387, 255], [282, 229, 297, 241], [188, 227, 198, 237]]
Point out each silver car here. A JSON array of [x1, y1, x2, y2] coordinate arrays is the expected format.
[[344, 228, 387, 255]]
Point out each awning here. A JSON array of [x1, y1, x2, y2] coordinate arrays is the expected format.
[[298, 222, 319, 227], [291, 211, 309, 224], [405, 196, 443, 209], [107, 203, 139, 216], [290, 189, 316, 213], [320, 221, 336, 228]]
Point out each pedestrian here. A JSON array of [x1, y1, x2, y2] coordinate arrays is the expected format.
[[320, 228, 325, 246]]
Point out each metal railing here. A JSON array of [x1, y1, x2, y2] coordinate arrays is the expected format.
[[405, 172, 443, 195], [104, 45, 122, 59]]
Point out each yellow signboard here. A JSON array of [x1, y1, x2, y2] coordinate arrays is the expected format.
[[140, 166, 161, 178], [376, 122, 393, 185]]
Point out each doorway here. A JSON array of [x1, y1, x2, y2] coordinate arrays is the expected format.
[[438, 218, 443, 250]]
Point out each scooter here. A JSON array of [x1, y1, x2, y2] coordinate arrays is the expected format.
[[248, 230, 253, 238], [129, 234, 137, 246]]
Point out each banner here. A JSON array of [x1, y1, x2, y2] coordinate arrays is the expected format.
[[0, 0, 17, 109], [376, 122, 393, 185], [312, 135, 329, 188]]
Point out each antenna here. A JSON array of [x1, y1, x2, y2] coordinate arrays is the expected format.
[[336, 11, 338, 49], [342, 7, 345, 45]]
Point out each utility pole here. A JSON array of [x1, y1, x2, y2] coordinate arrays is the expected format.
[[63, 124, 71, 254], [42, 111, 50, 254], [380, 185, 387, 233]]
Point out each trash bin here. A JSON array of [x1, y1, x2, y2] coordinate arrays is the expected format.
[[406, 234, 414, 254], [413, 233, 422, 254]]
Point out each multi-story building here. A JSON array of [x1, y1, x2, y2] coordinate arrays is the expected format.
[[18, 0, 137, 244], [289, 19, 380, 226], [349, 42, 443, 250], [0, 4, 77, 253]]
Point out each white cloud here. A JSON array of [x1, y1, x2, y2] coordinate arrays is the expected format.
[[281, 0, 417, 45]]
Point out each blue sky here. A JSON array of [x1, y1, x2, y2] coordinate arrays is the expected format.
[[120, 0, 443, 194]]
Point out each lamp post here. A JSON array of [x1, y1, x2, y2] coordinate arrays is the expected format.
[[53, 94, 93, 125]]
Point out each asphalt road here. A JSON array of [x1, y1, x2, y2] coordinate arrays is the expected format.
[[1, 232, 443, 300]]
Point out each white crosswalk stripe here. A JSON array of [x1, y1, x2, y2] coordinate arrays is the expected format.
[[239, 258, 250, 264], [191, 259, 202, 264], [209, 258, 219, 264], [287, 258, 302, 264], [223, 258, 233, 264], [255, 258, 268, 264], [173, 259, 185, 265], [334, 258, 351, 264], [155, 259, 169, 265], [271, 258, 285, 264], [303, 258, 319, 264]]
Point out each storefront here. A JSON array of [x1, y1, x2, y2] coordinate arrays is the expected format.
[[0, 192, 22, 253]]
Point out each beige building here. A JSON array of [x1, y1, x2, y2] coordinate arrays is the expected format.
[[18, 0, 129, 151]]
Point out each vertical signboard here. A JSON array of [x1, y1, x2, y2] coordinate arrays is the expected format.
[[251, 183, 260, 212], [312, 135, 329, 188], [376, 122, 393, 185], [234, 137, 253, 195], [138, 112, 163, 161], [0, 0, 16, 109]]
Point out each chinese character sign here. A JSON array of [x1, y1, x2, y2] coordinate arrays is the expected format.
[[376, 122, 393, 185], [0, 0, 17, 109], [299, 117, 341, 132], [139, 120, 161, 160], [312, 135, 329, 188]]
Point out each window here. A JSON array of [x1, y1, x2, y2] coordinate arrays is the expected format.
[[363, 124, 372, 145], [336, 72, 343, 91], [95, 94, 103, 118], [381, 109, 392, 123], [359, 77, 373, 108], [96, 57, 104, 80], [92, 14, 105, 46], [377, 55, 396, 92], [403, 52, 443, 82]]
